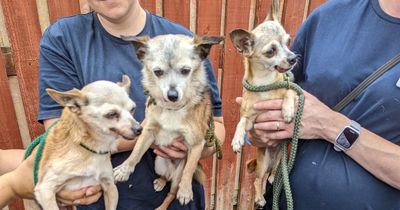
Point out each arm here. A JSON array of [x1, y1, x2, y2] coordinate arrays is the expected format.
[[247, 91, 400, 189]]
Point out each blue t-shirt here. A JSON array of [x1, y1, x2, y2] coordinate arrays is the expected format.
[[38, 11, 222, 210], [281, 0, 400, 209]]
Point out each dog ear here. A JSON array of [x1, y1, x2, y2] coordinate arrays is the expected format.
[[117, 75, 131, 94], [194, 36, 224, 60], [229, 29, 254, 56], [46, 88, 88, 114], [120, 35, 150, 60]]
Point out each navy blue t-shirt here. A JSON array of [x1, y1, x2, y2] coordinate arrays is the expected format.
[[274, 0, 400, 209], [38, 11, 222, 210]]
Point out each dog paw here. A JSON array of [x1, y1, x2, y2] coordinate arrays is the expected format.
[[177, 183, 193, 205], [231, 136, 244, 153], [113, 164, 134, 182], [153, 178, 167, 192], [254, 196, 267, 208], [282, 104, 295, 123]]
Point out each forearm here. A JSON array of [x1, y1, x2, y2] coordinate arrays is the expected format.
[[0, 149, 25, 175], [116, 138, 137, 153], [201, 117, 225, 159], [0, 172, 18, 208], [320, 111, 400, 189]]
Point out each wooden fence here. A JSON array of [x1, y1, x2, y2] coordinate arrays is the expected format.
[[0, 0, 325, 209]]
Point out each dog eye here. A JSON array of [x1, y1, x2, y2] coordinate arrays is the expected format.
[[105, 111, 120, 119], [264, 46, 276, 58], [153, 69, 164, 77], [180, 67, 191, 75]]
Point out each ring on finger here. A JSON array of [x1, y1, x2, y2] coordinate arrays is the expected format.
[[276, 122, 280, 131]]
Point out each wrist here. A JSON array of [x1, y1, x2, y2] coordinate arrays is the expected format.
[[320, 111, 351, 144]]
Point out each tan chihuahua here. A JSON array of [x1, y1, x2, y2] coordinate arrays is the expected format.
[[113, 34, 223, 210], [229, 0, 298, 207], [33, 75, 142, 210]]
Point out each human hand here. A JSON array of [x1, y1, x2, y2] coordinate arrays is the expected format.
[[56, 185, 102, 206], [237, 91, 343, 147], [153, 136, 188, 160]]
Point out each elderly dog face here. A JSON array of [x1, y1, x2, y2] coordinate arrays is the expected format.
[[47, 75, 142, 141], [230, 21, 297, 74], [127, 34, 221, 109], [114, 34, 223, 210]]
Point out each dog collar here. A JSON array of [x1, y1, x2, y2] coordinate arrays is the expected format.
[[79, 143, 110, 155]]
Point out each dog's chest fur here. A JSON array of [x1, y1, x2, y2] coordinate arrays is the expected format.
[[154, 108, 188, 146]]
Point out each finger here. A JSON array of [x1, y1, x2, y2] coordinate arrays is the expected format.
[[254, 121, 288, 131], [235, 97, 243, 105], [85, 185, 102, 197], [159, 146, 186, 159], [253, 99, 283, 111], [263, 130, 292, 140], [153, 149, 169, 159], [171, 141, 188, 152], [255, 110, 284, 123], [56, 187, 87, 202], [73, 191, 102, 205]]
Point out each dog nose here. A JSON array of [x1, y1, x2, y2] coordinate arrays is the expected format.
[[287, 56, 297, 65], [133, 126, 142, 136], [167, 89, 179, 102]]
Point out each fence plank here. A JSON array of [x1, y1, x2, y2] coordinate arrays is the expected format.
[[1, 0, 44, 139], [0, 54, 24, 210], [282, 0, 307, 39], [196, 0, 223, 209], [163, 0, 190, 29], [140, 0, 156, 14], [308, 0, 325, 15], [218, 0, 253, 209], [47, 0, 80, 23]]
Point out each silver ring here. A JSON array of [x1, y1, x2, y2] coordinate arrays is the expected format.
[[276, 122, 280, 131]]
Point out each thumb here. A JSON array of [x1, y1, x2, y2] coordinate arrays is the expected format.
[[235, 97, 243, 105]]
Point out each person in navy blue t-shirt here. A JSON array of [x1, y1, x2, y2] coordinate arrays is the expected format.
[[0, 0, 225, 209], [243, 0, 400, 209]]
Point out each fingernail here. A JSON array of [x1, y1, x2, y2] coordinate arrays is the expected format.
[[73, 200, 80, 204], [86, 190, 93, 196], [253, 124, 258, 129]]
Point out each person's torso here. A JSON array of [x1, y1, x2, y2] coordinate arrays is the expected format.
[[288, 0, 400, 209]]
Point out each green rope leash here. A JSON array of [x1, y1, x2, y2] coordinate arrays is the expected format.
[[205, 115, 223, 159], [24, 121, 58, 185], [242, 72, 304, 210]]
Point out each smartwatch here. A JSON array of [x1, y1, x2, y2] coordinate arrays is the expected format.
[[334, 120, 361, 152]]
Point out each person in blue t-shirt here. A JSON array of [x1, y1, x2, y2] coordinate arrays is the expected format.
[[242, 0, 400, 209], [0, 0, 225, 209]]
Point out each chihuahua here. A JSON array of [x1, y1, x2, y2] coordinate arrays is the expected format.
[[33, 75, 142, 210], [113, 34, 223, 210], [229, 0, 298, 207]]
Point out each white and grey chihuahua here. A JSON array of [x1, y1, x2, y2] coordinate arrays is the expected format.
[[229, 0, 298, 207], [113, 34, 223, 210]]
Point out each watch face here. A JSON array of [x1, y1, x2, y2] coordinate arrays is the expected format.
[[343, 127, 359, 144]]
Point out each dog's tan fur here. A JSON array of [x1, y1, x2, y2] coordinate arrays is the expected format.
[[113, 34, 223, 210], [33, 76, 141, 210], [229, 0, 298, 207]]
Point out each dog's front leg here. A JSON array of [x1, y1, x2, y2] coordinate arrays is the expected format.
[[34, 183, 59, 210], [113, 128, 155, 182], [102, 179, 118, 210], [177, 142, 204, 205], [231, 117, 249, 153], [282, 89, 297, 123]]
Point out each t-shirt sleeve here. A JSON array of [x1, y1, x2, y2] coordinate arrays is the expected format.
[[204, 58, 222, 117], [37, 23, 82, 122], [290, 21, 308, 83]]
